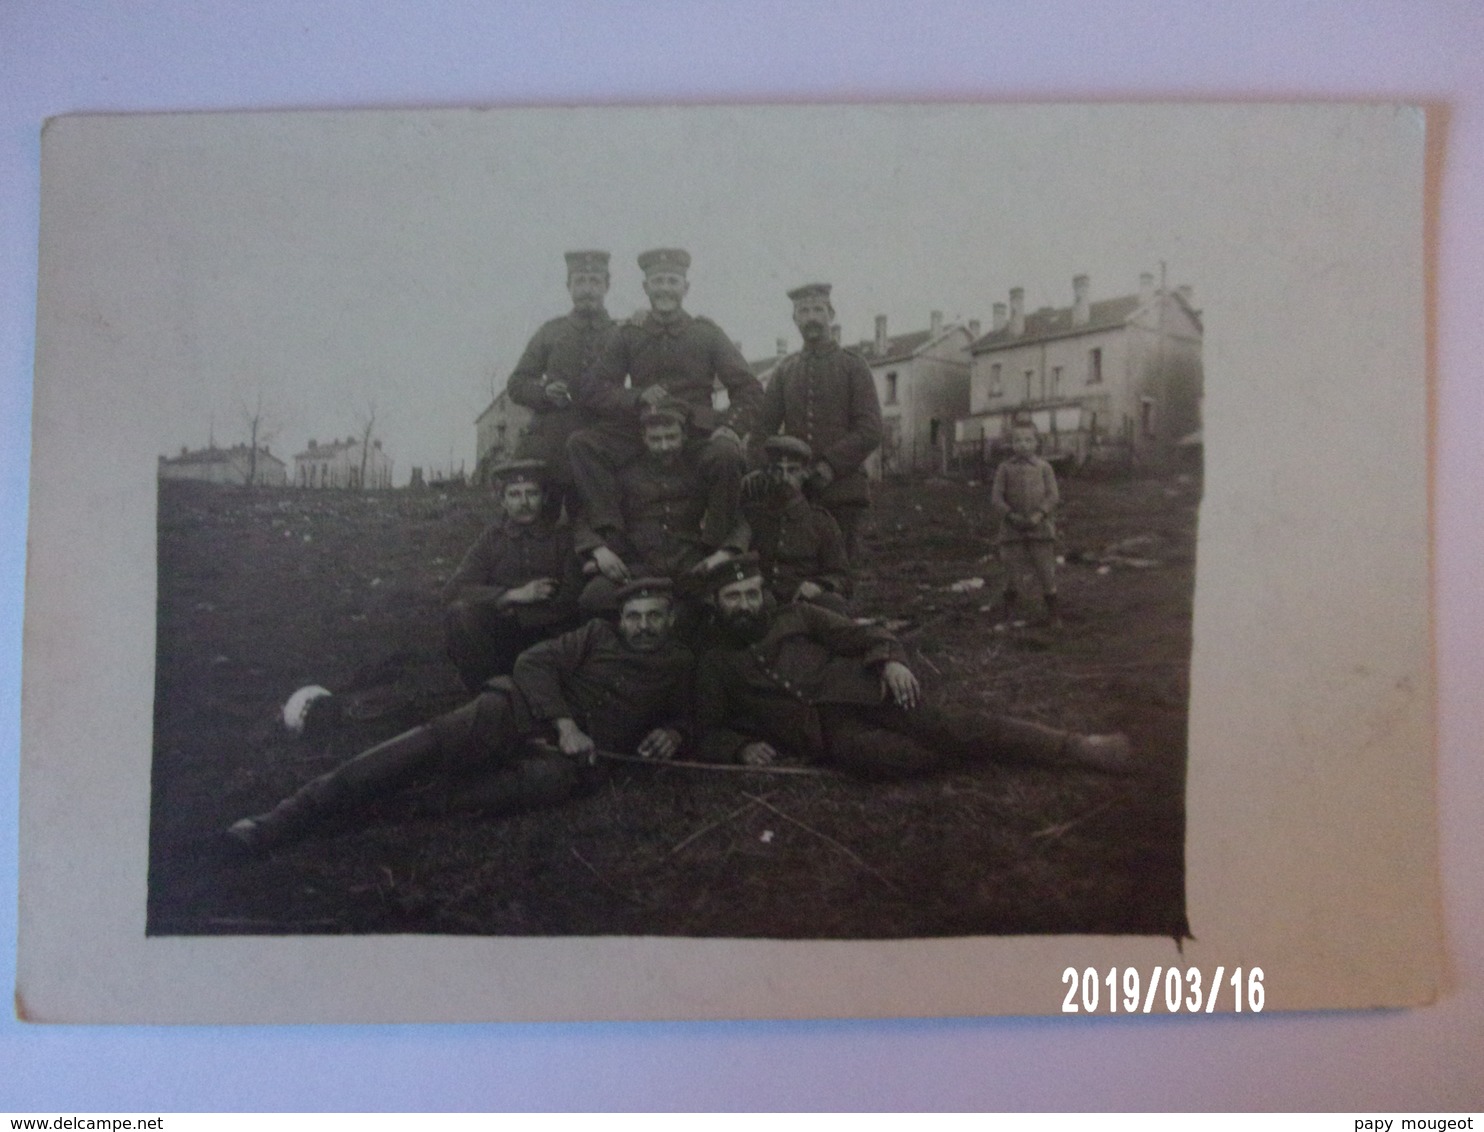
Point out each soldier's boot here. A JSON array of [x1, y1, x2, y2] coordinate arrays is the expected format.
[[996, 717, 1136, 775], [226, 724, 440, 852]]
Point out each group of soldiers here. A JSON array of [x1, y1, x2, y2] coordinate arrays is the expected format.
[[226, 248, 1134, 853]]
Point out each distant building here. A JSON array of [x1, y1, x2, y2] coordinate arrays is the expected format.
[[293, 436, 393, 489], [961, 273, 1203, 469], [158, 444, 288, 486], [854, 311, 977, 476], [474, 390, 532, 482]]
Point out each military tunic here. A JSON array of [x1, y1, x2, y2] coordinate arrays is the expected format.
[[575, 309, 762, 436], [568, 309, 761, 547], [442, 515, 584, 689], [505, 308, 615, 491], [743, 490, 852, 605], [756, 341, 883, 513], [695, 604, 1078, 778]]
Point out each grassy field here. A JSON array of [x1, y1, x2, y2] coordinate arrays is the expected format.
[[148, 467, 1196, 939]]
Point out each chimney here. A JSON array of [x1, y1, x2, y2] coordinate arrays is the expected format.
[[968, 319, 982, 339], [180, 445, 188, 457], [776, 337, 788, 357], [992, 303, 1007, 332], [1139, 272, 1155, 305], [1009, 288, 1025, 337], [874, 314, 888, 354], [930, 310, 943, 337], [1175, 284, 1194, 305], [830, 324, 841, 344], [1072, 274, 1090, 326]]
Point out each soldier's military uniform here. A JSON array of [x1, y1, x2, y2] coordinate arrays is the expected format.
[[442, 509, 584, 691], [574, 428, 750, 613], [504, 250, 617, 511], [742, 478, 852, 614], [227, 583, 693, 850], [695, 558, 1130, 780], [757, 284, 883, 561], [568, 248, 762, 549]]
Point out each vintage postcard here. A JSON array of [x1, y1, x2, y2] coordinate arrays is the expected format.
[[17, 103, 1437, 1021]]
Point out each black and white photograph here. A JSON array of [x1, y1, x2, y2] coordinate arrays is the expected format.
[[19, 102, 1436, 1022]]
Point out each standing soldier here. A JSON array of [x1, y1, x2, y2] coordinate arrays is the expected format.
[[569, 247, 762, 551], [504, 249, 617, 515], [756, 282, 883, 562]]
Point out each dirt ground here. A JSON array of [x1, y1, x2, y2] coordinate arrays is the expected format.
[[148, 467, 1197, 939]]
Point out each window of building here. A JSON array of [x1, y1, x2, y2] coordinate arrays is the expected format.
[[1089, 347, 1103, 384], [1051, 365, 1063, 399], [1024, 369, 1034, 403], [989, 363, 1003, 396], [1141, 397, 1156, 438], [884, 372, 899, 405]]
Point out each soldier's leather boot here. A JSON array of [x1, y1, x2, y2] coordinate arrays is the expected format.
[[225, 724, 440, 852]]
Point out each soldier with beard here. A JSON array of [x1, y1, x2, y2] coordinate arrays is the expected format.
[[574, 399, 748, 615], [226, 579, 691, 852], [694, 555, 1134, 777], [568, 247, 761, 551]]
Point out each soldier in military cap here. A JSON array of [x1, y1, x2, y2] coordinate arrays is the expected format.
[[442, 458, 584, 691], [503, 249, 617, 515], [226, 578, 692, 852], [740, 435, 852, 615], [756, 282, 883, 561], [573, 398, 749, 615], [568, 247, 762, 550], [693, 555, 1135, 778]]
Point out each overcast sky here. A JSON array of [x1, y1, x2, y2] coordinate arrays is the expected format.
[[41, 102, 1414, 482]]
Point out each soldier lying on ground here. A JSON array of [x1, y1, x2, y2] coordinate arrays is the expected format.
[[226, 579, 690, 852], [693, 554, 1134, 778], [442, 458, 584, 691], [740, 435, 852, 615], [574, 399, 747, 615]]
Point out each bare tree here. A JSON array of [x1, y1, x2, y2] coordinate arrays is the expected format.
[[237, 391, 281, 487], [356, 398, 378, 490]]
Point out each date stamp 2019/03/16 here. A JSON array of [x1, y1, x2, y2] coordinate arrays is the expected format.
[[1061, 967, 1265, 1014]]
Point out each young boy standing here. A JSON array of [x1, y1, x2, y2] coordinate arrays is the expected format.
[[991, 420, 1061, 626]]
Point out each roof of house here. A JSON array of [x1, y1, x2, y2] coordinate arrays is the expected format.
[[159, 444, 284, 467], [971, 295, 1144, 353], [970, 289, 1202, 353]]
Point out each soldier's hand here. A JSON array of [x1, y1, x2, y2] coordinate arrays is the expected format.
[[637, 728, 682, 761], [506, 578, 558, 604], [555, 719, 597, 763], [710, 426, 742, 448], [543, 380, 571, 406], [693, 548, 737, 575], [740, 742, 779, 767], [881, 661, 921, 710], [793, 581, 824, 602], [809, 460, 836, 490], [739, 469, 773, 503], [638, 384, 671, 409], [591, 546, 631, 584]]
